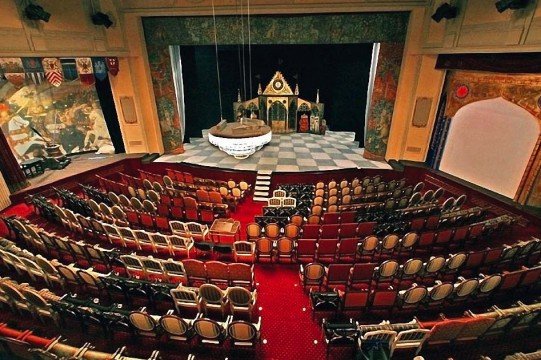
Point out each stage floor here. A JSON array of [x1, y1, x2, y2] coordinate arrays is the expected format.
[[14, 153, 144, 195], [156, 131, 391, 172]]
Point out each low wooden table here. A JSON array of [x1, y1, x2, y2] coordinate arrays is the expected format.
[[209, 218, 241, 244]]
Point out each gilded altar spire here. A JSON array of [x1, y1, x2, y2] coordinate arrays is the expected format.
[[294, 83, 299, 95], [237, 89, 241, 102], [316, 89, 320, 104], [257, 83, 262, 95]]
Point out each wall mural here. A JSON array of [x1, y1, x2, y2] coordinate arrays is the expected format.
[[142, 12, 409, 153], [0, 77, 114, 163], [364, 42, 404, 160], [431, 70, 541, 208]]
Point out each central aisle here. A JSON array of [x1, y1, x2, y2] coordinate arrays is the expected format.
[[254, 264, 327, 360]]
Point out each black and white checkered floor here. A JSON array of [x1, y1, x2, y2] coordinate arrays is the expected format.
[[155, 130, 391, 172]]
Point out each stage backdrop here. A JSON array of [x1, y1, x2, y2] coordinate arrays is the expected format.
[[178, 44, 373, 141], [142, 12, 409, 153], [428, 69, 541, 210], [0, 68, 115, 163]]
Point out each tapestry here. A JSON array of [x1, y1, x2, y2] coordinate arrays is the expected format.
[[364, 42, 404, 160], [143, 13, 409, 46], [0, 76, 114, 163], [142, 13, 409, 153]]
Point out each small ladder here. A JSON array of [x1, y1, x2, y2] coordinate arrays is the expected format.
[[253, 170, 272, 202]]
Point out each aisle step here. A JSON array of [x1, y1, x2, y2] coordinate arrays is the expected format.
[[254, 191, 269, 197], [257, 170, 273, 175], [255, 185, 270, 191], [256, 181, 271, 186], [253, 196, 269, 202]]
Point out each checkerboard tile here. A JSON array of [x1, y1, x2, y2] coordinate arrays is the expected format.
[[155, 131, 391, 172]]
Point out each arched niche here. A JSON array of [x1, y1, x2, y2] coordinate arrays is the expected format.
[[439, 97, 540, 199]]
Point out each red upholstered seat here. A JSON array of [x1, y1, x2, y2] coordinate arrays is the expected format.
[[296, 239, 317, 263], [322, 212, 340, 224], [340, 211, 356, 224], [325, 263, 352, 288], [320, 224, 339, 238], [349, 263, 377, 291], [316, 238, 339, 263], [140, 213, 155, 230], [155, 216, 170, 233], [371, 288, 398, 310], [340, 290, 370, 311], [302, 224, 321, 239], [339, 223, 358, 238], [357, 222, 377, 238], [183, 259, 207, 286], [337, 238, 358, 262]]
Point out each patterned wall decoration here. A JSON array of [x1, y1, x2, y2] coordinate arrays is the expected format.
[[435, 70, 541, 208], [142, 13, 409, 153], [143, 13, 409, 46], [444, 71, 541, 120], [363, 42, 404, 160]]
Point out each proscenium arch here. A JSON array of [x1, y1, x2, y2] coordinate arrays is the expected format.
[[439, 97, 541, 199]]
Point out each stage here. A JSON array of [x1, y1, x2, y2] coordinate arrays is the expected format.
[[156, 130, 391, 172], [10, 153, 145, 203]]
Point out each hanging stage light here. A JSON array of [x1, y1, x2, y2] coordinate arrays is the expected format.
[[495, 0, 530, 12], [92, 12, 113, 28], [431, 3, 458, 23], [25, 4, 51, 22]]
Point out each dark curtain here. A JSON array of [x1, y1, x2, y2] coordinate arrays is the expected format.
[[436, 53, 541, 73], [426, 91, 450, 170], [94, 76, 126, 153], [179, 44, 373, 144], [0, 130, 28, 192]]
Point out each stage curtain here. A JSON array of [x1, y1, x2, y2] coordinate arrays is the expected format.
[[95, 76, 126, 153], [436, 53, 541, 73], [0, 129, 29, 193]]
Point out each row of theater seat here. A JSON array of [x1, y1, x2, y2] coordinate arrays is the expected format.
[[0, 276, 261, 352], [298, 240, 541, 291], [321, 299, 541, 358], [0, 323, 166, 360], [2, 219, 256, 289], [305, 266, 540, 316]]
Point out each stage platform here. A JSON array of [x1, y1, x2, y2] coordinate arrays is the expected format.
[[11, 153, 145, 203], [156, 131, 391, 172]]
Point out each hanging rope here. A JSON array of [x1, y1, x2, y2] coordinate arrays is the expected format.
[[211, 0, 223, 120], [239, 0, 247, 102], [236, 0, 243, 100], [247, 0, 253, 100]]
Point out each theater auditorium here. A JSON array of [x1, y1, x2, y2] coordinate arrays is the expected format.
[[0, 1, 540, 359]]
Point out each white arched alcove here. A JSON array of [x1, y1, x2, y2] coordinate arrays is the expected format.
[[439, 97, 540, 199]]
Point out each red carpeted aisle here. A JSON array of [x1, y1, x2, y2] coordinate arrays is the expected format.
[[254, 264, 326, 360]]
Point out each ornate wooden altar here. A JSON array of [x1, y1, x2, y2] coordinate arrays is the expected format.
[[233, 71, 325, 134]]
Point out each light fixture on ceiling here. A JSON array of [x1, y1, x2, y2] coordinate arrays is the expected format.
[[91, 12, 113, 28], [431, 3, 458, 23], [25, 3, 51, 22], [495, 0, 530, 12]]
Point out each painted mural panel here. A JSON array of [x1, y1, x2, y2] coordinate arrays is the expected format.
[[0, 76, 114, 163], [364, 42, 404, 160]]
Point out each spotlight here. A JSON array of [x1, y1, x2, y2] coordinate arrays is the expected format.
[[91, 12, 113, 28], [495, 0, 529, 12], [431, 3, 458, 22], [25, 4, 51, 22]]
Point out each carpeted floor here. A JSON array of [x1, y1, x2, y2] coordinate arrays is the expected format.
[[1, 188, 541, 359]]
